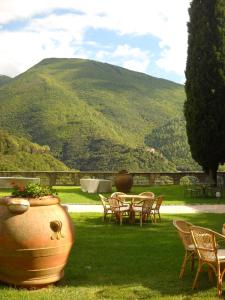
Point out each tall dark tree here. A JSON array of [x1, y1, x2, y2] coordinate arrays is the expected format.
[[184, 0, 225, 184]]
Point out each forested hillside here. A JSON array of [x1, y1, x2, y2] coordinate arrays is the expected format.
[[62, 137, 176, 171], [145, 119, 200, 171], [0, 58, 190, 171], [0, 75, 11, 86], [0, 130, 69, 171]]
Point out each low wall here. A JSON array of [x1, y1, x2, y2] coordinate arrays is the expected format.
[[0, 177, 40, 188], [0, 171, 224, 187]]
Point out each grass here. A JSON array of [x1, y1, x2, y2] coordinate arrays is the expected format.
[[54, 185, 225, 205], [1, 185, 225, 205], [0, 213, 224, 299]]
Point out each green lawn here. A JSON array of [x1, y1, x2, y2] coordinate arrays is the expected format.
[[55, 185, 225, 205], [1, 185, 225, 205], [0, 213, 225, 299]]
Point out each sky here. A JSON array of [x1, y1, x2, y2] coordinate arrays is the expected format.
[[0, 0, 192, 84]]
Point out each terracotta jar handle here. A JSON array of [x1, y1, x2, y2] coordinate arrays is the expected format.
[[6, 198, 30, 214], [50, 220, 64, 240]]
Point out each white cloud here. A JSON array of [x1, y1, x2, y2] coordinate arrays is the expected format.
[[112, 44, 150, 73], [113, 45, 147, 59], [95, 44, 150, 74], [0, 0, 192, 80], [123, 60, 149, 74], [0, 30, 88, 77]]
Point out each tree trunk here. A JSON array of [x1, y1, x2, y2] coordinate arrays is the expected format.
[[206, 167, 218, 186]]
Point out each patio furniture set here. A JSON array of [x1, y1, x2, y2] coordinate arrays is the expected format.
[[184, 183, 223, 198], [99, 192, 163, 226], [173, 220, 225, 298]]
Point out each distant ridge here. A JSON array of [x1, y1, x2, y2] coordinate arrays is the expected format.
[[0, 75, 11, 86], [0, 129, 69, 171]]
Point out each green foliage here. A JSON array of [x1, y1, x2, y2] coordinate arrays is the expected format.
[[0, 58, 185, 171], [0, 129, 69, 171], [11, 183, 57, 198], [0, 75, 11, 86], [184, 0, 225, 181], [145, 118, 200, 171], [62, 137, 176, 171]]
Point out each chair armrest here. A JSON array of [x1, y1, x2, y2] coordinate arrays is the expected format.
[[132, 200, 144, 206], [215, 231, 225, 248]]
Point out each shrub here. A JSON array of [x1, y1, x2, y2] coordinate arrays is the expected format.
[[11, 183, 57, 198]]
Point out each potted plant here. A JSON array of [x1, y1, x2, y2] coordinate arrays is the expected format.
[[0, 183, 74, 288]]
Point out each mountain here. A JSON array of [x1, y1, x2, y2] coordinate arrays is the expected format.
[[0, 129, 69, 171], [0, 75, 11, 86], [0, 58, 187, 171], [145, 118, 200, 171]]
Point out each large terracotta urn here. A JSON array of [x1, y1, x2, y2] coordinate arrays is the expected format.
[[114, 170, 133, 193], [0, 195, 74, 287]]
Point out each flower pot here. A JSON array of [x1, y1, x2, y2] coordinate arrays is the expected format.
[[0, 195, 74, 288], [114, 170, 133, 193]]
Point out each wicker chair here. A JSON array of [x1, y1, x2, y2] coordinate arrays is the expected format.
[[139, 191, 155, 199], [190, 226, 225, 297], [173, 220, 196, 279], [152, 195, 164, 223], [99, 194, 112, 222], [138, 192, 155, 207], [110, 192, 130, 209], [111, 192, 126, 198], [131, 198, 155, 227], [108, 197, 130, 225]]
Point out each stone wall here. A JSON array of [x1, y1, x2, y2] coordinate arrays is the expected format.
[[0, 171, 224, 187]]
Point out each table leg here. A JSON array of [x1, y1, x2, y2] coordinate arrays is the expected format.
[[129, 202, 135, 224]]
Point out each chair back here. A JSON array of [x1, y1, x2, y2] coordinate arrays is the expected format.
[[155, 195, 164, 210], [173, 220, 194, 250], [111, 192, 126, 198], [142, 198, 155, 213], [190, 226, 217, 263], [108, 197, 121, 212], [99, 194, 108, 208], [139, 192, 155, 199]]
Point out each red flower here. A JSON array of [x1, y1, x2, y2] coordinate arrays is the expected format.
[[18, 184, 25, 192]]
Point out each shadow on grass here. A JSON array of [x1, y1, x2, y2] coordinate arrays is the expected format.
[[62, 213, 223, 298]]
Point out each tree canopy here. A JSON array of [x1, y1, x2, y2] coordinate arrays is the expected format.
[[184, 0, 225, 183]]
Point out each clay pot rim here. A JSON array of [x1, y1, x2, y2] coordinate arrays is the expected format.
[[118, 169, 129, 174], [1, 195, 60, 206]]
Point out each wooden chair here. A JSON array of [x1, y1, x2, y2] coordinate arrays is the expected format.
[[152, 195, 164, 223], [190, 226, 225, 297], [99, 194, 112, 222], [173, 220, 196, 279], [131, 198, 155, 227], [108, 197, 130, 225]]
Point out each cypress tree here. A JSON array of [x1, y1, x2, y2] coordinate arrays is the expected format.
[[184, 0, 225, 184]]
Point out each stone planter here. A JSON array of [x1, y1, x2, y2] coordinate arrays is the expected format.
[[0, 195, 74, 287], [114, 170, 133, 193]]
